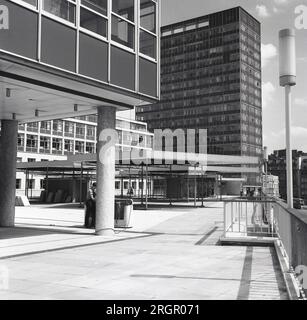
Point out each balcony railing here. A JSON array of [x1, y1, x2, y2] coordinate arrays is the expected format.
[[222, 197, 307, 297]]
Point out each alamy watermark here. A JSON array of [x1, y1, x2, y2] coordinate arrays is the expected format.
[[0, 264, 9, 290], [295, 5, 307, 30], [98, 128, 208, 168], [0, 5, 9, 30]]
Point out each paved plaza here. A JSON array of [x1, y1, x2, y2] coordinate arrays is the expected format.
[[0, 202, 288, 300]]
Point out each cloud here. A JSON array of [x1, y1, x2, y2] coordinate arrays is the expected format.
[[261, 43, 278, 67], [295, 98, 307, 106], [256, 4, 270, 18], [266, 126, 307, 152], [262, 82, 276, 108], [274, 0, 289, 5]]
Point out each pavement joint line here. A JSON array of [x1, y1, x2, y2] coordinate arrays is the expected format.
[[195, 226, 219, 245], [0, 233, 159, 261], [237, 247, 253, 300]]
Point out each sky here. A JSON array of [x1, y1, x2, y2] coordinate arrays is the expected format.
[[161, 0, 307, 154]]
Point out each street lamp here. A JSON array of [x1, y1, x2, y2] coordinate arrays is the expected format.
[[279, 29, 297, 209]]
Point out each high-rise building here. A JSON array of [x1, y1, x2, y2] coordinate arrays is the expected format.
[[136, 7, 262, 162]]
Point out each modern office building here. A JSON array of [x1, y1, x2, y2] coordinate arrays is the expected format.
[[0, 0, 160, 234], [268, 149, 307, 204], [13, 115, 153, 198], [136, 7, 262, 183]]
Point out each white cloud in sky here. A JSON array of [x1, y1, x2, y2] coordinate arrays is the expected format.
[[256, 4, 270, 18], [262, 82, 276, 108], [295, 98, 307, 106], [266, 126, 307, 153], [261, 43, 278, 67], [274, 0, 289, 5]]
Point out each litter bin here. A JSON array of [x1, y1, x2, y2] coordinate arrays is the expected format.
[[115, 199, 133, 228]]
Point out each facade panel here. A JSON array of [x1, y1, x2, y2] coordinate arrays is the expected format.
[[41, 16, 76, 72], [110, 45, 135, 91], [0, 0, 38, 59], [79, 32, 108, 82], [139, 57, 157, 97]]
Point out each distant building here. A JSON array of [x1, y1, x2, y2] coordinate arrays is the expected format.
[[14, 115, 153, 198], [268, 149, 307, 204], [136, 6, 263, 184], [262, 174, 279, 198]]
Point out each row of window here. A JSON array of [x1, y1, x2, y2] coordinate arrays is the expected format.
[[17, 132, 153, 154], [18, 0, 158, 60]]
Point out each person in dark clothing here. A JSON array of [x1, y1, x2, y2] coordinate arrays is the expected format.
[[85, 182, 96, 228]]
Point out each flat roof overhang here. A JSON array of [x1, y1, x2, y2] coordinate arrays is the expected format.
[[16, 151, 260, 175], [0, 53, 158, 122]]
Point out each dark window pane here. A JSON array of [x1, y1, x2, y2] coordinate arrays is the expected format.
[[111, 46, 135, 90], [80, 8, 107, 37], [112, 15, 134, 49], [112, 0, 134, 22], [79, 32, 108, 81], [139, 57, 157, 97], [0, 1, 38, 59], [140, 29, 156, 59], [140, 0, 156, 33], [43, 0, 76, 23], [41, 17, 76, 72], [81, 0, 107, 16]]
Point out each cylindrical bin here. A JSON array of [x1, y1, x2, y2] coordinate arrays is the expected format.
[[114, 199, 133, 228]]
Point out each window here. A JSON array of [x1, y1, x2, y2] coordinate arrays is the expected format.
[[76, 124, 85, 138], [75, 141, 85, 153], [87, 125, 96, 139], [140, 0, 156, 33], [40, 179, 46, 189], [112, 15, 135, 49], [16, 179, 22, 190], [112, 0, 134, 22], [27, 179, 35, 189], [17, 157, 23, 163], [80, 7, 108, 37], [64, 121, 74, 137], [40, 121, 51, 133], [53, 120, 63, 134], [64, 140, 74, 154], [140, 29, 156, 59], [115, 181, 120, 189], [81, 0, 107, 15], [40, 136, 51, 152], [28, 158, 36, 162], [124, 181, 129, 189], [86, 142, 95, 153], [43, 0, 76, 23], [17, 134, 25, 149], [52, 138, 62, 153], [21, 0, 37, 7], [26, 135, 38, 151]]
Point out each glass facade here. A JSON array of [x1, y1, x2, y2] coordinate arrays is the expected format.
[[136, 7, 262, 158], [0, 0, 160, 99]]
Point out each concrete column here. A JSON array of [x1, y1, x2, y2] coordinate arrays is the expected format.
[[0, 120, 18, 227], [95, 106, 116, 236]]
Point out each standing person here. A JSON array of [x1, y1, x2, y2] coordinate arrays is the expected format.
[[85, 182, 96, 228]]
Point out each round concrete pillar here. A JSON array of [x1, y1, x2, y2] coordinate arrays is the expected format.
[[95, 107, 116, 236], [0, 120, 18, 227]]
